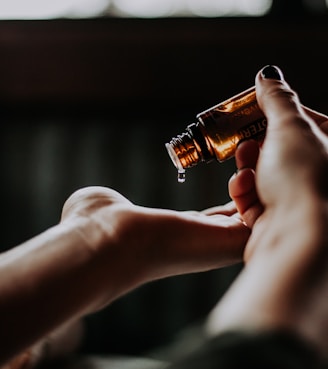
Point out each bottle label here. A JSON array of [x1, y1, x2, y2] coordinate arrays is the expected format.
[[238, 117, 267, 141], [198, 100, 266, 161]]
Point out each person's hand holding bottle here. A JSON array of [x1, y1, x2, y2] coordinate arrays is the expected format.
[[207, 65, 328, 356]]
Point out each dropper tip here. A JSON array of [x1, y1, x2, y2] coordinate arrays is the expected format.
[[177, 169, 186, 183], [165, 142, 186, 183]]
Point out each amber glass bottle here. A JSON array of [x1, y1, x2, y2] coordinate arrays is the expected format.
[[165, 86, 266, 180]]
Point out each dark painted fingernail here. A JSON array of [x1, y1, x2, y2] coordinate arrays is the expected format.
[[261, 65, 283, 80]]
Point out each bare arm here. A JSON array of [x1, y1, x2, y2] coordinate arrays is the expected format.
[[0, 187, 250, 367]]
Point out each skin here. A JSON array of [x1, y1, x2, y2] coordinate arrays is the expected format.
[[206, 66, 328, 357], [0, 186, 249, 367], [3, 65, 328, 368]]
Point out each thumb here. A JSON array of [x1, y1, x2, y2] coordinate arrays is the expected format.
[[256, 65, 308, 134], [256, 65, 324, 161], [255, 65, 328, 202]]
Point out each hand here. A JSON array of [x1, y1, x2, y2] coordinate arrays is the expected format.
[[61, 186, 250, 297], [0, 186, 249, 367], [206, 66, 328, 354], [229, 66, 328, 260]]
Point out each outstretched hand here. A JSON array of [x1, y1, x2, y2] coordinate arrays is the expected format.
[[0, 187, 249, 367], [61, 186, 250, 289]]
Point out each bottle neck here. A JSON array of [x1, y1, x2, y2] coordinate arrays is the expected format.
[[165, 123, 213, 170]]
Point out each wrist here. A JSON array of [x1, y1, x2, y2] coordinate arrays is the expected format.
[[207, 197, 328, 345], [67, 205, 152, 308]]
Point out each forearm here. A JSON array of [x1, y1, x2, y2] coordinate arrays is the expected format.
[[1, 319, 84, 369], [0, 218, 124, 365], [207, 198, 328, 353], [0, 186, 250, 366]]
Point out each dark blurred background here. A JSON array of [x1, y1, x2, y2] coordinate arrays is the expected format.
[[1, 0, 328, 360]]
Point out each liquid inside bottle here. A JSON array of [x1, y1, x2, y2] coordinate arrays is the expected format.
[[165, 86, 266, 181]]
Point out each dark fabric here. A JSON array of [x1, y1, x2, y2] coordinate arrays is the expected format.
[[167, 330, 326, 369]]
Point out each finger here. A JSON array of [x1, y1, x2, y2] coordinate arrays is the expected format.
[[302, 106, 328, 136], [256, 65, 328, 204], [229, 168, 263, 227], [256, 66, 322, 142], [256, 65, 307, 133], [319, 120, 328, 135], [302, 105, 328, 127], [257, 65, 328, 154], [235, 140, 260, 171], [202, 201, 238, 216]]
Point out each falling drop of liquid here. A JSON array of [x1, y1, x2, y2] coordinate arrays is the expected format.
[[177, 169, 186, 183]]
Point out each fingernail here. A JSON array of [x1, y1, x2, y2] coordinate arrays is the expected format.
[[261, 65, 283, 80]]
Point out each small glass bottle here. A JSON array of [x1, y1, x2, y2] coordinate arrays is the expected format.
[[165, 86, 266, 182]]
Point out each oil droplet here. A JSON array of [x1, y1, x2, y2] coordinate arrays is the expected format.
[[177, 169, 186, 183]]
